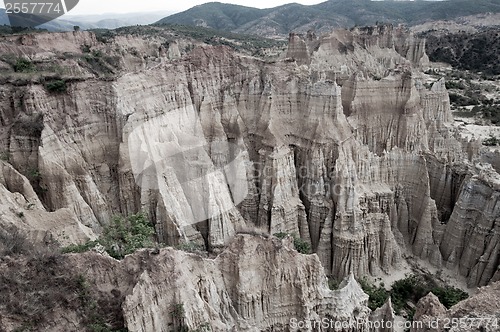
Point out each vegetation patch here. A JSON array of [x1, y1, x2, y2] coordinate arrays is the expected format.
[[483, 134, 500, 147], [358, 278, 390, 312], [12, 113, 44, 137], [474, 104, 500, 125], [0, 254, 127, 331], [80, 50, 121, 76], [13, 58, 36, 73], [422, 27, 500, 77], [273, 232, 311, 254], [176, 241, 205, 253], [62, 213, 155, 259], [358, 274, 468, 320], [44, 79, 67, 93]]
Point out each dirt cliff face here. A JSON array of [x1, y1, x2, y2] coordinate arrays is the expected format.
[[0, 235, 371, 332], [0, 25, 499, 330]]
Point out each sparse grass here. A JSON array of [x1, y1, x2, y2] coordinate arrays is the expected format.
[[0, 25, 47, 35], [61, 241, 99, 254], [176, 242, 205, 253], [104, 24, 286, 58], [0, 229, 35, 256], [12, 113, 44, 137], [80, 51, 120, 76]]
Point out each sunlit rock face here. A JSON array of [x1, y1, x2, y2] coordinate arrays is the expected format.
[[0, 25, 498, 291]]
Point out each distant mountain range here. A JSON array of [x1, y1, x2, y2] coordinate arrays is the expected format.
[[157, 0, 500, 38], [1, 0, 499, 36], [0, 10, 173, 31]]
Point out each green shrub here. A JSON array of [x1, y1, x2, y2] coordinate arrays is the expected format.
[[76, 275, 127, 332], [61, 241, 98, 254], [273, 232, 288, 240], [449, 92, 480, 106], [476, 104, 500, 124], [293, 237, 311, 254], [99, 213, 155, 259], [62, 212, 155, 259], [170, 303, 185, 318], [170, 303, 188, 331], [0, 151, 9, 161], [360, 274, 469, 320], [13, 58, 35, 73], [81, 44, 91, 53], [328, 277, 340, 290], [359, 278, 390, 311], [391, 275, 427, 303], [273, 232, 311, 254], [44, 80, 67, 93], [445, 80, 465, 90], [28, 169, 41, 180], [483, 134, 500, 146], [430, 286, 469, 309]]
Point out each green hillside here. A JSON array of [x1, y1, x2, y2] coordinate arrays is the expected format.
[[156, 0, 500, 37], [314, 0, 500, 25], [157, 2, 270, 31]]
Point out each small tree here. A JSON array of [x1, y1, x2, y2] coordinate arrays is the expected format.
[[99, 213, 155, 259], [44, 80, 67, 93], [73, 26, 80, 32]]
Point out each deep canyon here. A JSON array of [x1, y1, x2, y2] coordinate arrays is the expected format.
[[0, 24, 499, 331]]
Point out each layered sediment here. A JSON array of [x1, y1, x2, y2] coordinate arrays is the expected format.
[[0, 25, 498, 305]]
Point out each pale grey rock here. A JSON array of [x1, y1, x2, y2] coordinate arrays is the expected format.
[[123, 235, 371, 332], [412, 281, 500, 332], [0, 25, 497, 293], [370, 298, 395, 332], [411, 292, 447, 332]]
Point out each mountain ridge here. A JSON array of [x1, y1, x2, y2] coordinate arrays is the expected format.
[[157, 0, 500, 38]]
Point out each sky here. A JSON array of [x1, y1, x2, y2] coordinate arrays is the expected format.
[[65, 0, 325, 15]]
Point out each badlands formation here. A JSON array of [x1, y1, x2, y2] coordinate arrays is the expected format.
[[0, 24, 499, 330]]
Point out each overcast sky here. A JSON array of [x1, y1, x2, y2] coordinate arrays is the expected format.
[[65, 0, 325, 15]]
